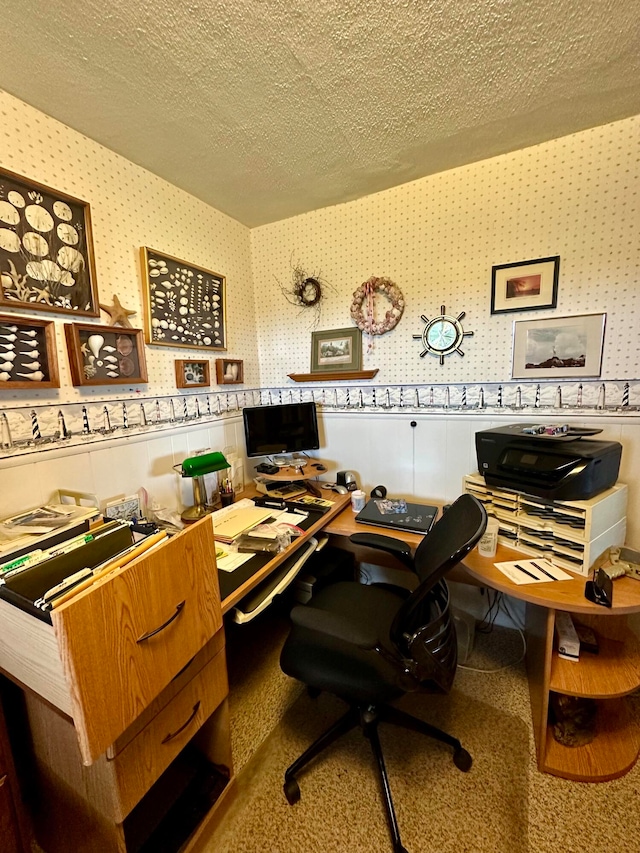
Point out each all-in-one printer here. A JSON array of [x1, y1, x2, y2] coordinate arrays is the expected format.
[[475, 424, 622, 501]]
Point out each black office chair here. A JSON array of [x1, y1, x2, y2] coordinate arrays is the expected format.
[[279, 493, 487, 853]]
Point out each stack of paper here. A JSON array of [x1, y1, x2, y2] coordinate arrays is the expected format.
[[211, 506, 274, 543], [494, 558, 572, 585]]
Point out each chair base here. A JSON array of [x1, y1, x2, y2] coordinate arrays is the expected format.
[[283, 701, 472, 853]]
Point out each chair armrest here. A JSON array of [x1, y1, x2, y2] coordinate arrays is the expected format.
[[290, 605, 377, 650], [349, 532, 413, 568]]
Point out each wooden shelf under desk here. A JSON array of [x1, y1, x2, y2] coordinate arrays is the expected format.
[[550, 627, 640, 698]]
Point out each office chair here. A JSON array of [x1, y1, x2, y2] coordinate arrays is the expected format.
[[279, 493, 487, 853]]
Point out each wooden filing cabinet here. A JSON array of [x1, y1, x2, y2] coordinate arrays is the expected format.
[[0, 516, 233, 853], [0, 698, 30, 853]]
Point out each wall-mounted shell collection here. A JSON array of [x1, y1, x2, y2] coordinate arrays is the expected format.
[[141, 248, 226, 351], [0, 314, 58, 388]]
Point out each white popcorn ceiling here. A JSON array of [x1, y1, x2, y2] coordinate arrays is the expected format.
[[0, 1, 639, 227]]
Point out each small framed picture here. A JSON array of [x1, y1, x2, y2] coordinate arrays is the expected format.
[[64, 323, 148, 386], [0, 167, 100, 316], [491, 256, 559, 315], [310, 327, 362, 373], [215, 358, 243, 384], [175, 359, 210, 388], [512, 313, 606, 379], [0, 312, 60, 389]]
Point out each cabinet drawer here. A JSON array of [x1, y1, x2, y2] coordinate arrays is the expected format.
[[108, 645, 229, 822], [51, 516, 222, 764]]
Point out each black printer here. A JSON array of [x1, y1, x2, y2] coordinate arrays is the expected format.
[[475, 424, 622, 501]]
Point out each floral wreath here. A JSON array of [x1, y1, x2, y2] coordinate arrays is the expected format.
[[350, 276, 405, 336]]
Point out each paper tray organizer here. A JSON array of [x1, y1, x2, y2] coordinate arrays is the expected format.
[[0, 522, 133, 624]]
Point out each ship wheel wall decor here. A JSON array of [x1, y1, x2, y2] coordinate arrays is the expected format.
[[412, 305, 474, 365]]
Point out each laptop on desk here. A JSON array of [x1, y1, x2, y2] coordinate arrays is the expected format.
[[355, 499, 438, 536]]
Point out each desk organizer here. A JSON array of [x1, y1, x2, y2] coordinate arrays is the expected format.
[[463, 473, 627, 576]]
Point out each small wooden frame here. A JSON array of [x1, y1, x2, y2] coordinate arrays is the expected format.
[[65, 323, 148, 386], [216, 358, 243, 385], [175, 359, 210, 388], [0, 312, 60, 388]]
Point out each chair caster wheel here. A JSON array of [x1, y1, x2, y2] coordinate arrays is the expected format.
[[454, 747, 472, 772], [307, 686, 321, 699], [283, 776, 300, 805]]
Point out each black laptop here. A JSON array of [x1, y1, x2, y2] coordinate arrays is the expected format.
[[355, 498, 438, 535]]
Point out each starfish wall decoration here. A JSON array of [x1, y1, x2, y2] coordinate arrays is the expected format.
[[100, 294, 137, 327]]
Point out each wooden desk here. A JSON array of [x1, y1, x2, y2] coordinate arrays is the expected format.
[[465, 543, 640, 782], [220, 492, 351, 615], [325, 507, 640, 782]]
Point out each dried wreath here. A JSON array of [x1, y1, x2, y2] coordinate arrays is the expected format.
[[277, 257, 334, 327], [350, 276, 405, 336]]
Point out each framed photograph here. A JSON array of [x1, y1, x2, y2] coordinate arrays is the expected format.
[[310, 327, 362, 373], [491, 256, 559, 315], [0, 167, 100, 316], [175, 358, 210, 388], [215, 358, 243, 385], [512, 313, 606, 379], [64, 322, 148, 386], [140, 247, 226, 351], [0, 312, 60, 389]]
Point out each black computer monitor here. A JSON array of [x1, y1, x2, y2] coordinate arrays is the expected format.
[[243, 402, 320, 457]]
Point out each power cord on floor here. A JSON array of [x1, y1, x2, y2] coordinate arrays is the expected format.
[[457, 591, 527, 674]]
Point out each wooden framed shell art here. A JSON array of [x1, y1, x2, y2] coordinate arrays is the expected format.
[[0, 313, 60, 388], [175, 359, 210, 388], [65, 323, 148, 386], [141, 247, 226, 350], [0, 167, 99, 316]]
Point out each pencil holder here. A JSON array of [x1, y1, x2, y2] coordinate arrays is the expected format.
[[220, 489, 235, 507]]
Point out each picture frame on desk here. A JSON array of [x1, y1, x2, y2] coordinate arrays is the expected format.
[[0, 166, 100, 317], [140, 247, 226, 351], [511, 313, 606, 380], [491, 255, 559, 315], [0, 312, 59, 388], [64, 322, 148, 386], [175, 358, 210, 388]]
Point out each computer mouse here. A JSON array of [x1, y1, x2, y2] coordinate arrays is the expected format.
[[332, 485, 348, 494]]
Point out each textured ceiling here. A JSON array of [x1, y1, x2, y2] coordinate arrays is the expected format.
[[1, 1, 640, 227]]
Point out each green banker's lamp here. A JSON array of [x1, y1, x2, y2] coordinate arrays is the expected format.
[[176, 451, 230, 524]]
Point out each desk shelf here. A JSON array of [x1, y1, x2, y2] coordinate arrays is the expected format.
[[543, 699, 639, 782], [549, 627, 640, 698]]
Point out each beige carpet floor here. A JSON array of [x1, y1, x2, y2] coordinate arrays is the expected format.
[[205, 625, 640, 853]]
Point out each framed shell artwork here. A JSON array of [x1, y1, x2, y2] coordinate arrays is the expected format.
[[175, 359, 210, 388], [0, 167, 99, 316], [65, 323, 148, 386], [0, 312, 60, 388], [141, 247, 226, 350]]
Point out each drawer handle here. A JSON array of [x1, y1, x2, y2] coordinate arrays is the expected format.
[[137, 600, 186, 643], [161, 700, 201, 744]]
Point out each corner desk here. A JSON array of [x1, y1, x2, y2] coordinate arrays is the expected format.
[[325, 504, 640, 783]]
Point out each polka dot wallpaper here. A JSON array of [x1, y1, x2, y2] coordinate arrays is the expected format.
[[251, 115, 639, 388], [0, 89, 257, 408]]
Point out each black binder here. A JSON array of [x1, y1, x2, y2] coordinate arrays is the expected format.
[[0, 521, 133, 624]]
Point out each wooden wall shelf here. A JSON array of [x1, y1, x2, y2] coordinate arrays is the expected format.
[[288, 370, 378, 382]]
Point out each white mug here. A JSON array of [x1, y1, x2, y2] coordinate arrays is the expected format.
[[477, 518, 499, 558], [351, 489, 366, 512]]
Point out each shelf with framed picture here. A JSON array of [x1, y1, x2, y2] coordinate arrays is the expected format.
[[288, 327, 378, 382]]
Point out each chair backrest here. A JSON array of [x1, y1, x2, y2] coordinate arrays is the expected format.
[[389, 494, 487, 650]]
